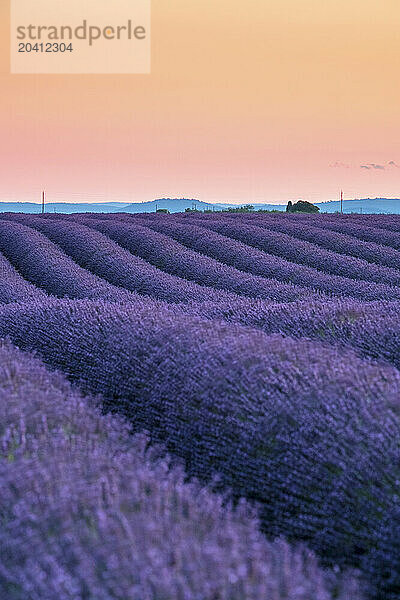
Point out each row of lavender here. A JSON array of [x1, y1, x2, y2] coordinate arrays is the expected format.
[[1, 298, 400, 597], [2, 340, 364, 599], [81, 212, 400, 299], [3, 212, 400, 303], [1, 213, 400, 596], [136, 212, 400, 289]]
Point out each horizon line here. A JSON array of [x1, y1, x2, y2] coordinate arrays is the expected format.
[[0, 196, 398, 206]]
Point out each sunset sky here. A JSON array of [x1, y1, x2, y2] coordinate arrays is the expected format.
[[0, 0, 399, 205]]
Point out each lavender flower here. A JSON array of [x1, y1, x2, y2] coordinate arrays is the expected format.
[[137, 216, 400, 300], [0, 299, 399, 592], [0, 341, 362, 599]]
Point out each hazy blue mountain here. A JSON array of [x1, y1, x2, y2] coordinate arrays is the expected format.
[[1, 197, 400, 214], [316, 198, 400, 214], [117, 199, 223, 213], [118, 199, 287, 213], [0, 202, 131, 214], [119, 197, 400, 214]]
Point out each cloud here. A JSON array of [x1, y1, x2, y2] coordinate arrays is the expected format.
[[335, 161, 396, 171], [360, 163, 385, 170]]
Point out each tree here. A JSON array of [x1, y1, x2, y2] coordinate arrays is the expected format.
[[287, 200, 319, 214], [224, 205, 255, 213]]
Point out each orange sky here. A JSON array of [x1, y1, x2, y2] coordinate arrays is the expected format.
[[0, 0, 400, 205]]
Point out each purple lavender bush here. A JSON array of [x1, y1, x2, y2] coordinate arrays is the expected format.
[[309, 216, 400, 249], [185, 216, 400, 286], [3, 215, 238, 304], [0, 251, 47, 303], [0, 341, 363, 599], [0, 299, 399, 592], [3, 213, 400, 597], [235, 215, 400, 271], [137, 217, 400, 300], [192, 297, 400, 372], [0, 219, 140, 303], [71, 215, 322, 302]]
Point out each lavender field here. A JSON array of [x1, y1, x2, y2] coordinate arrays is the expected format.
[[2, 212, 400, 599]]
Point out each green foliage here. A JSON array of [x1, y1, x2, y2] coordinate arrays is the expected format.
[[223, 204, 254, 213], [286, 200, 319, 214]]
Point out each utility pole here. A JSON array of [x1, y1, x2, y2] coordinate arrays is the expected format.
[[340, 190, 343, 215], [42, 190, 46, 214]]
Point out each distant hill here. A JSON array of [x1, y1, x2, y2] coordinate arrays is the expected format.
[[1, 197, 400, 214], [0, 199, 287, 214], [118, 198, 288, 213], [0, 202, 131, 214], [120, 197, 400, 214], [117, 198, 216, 213], [316, 198, 400, 214]]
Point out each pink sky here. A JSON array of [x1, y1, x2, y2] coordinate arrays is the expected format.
[[1, 0, 400, 205]]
